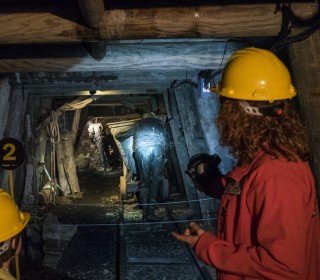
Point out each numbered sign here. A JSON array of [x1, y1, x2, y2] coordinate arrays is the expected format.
[[0, 138, 26, 170]]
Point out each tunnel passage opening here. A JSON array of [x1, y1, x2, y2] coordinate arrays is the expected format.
[[22, 92, 209, 280]]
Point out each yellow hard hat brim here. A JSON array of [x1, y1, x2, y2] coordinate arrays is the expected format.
[[0, 211, 30, 243], [210, 47, 297, 101], [210, 85, 297, 101]]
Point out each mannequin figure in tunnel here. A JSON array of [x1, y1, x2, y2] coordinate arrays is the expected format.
[[173, 48, 320, 280], [116, 111, 169, 221], [88, 122, 120, 171]]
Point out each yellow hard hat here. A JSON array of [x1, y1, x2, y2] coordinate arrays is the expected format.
[[0, 189, 30, 243], [211, 47, 296, 101]]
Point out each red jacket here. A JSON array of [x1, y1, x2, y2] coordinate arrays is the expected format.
[[195, 151, 320, 280]]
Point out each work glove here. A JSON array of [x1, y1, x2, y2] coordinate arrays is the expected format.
[[185, 153, 222, 190]]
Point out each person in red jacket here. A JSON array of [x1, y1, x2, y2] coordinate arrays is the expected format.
[[173, 47, 320, 280]]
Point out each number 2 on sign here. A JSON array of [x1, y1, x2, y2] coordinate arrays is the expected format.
[[3, 143, 16, 161]]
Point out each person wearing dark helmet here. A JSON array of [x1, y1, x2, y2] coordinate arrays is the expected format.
[[173, 48, 320, 280], [0, 189, 30, 280]]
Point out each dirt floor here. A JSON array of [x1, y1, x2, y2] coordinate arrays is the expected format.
[[22, 170, 217, 280], [22, 170, 120, 280]]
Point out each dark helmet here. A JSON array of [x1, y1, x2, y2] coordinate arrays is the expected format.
[[185, 153, 222, 185]]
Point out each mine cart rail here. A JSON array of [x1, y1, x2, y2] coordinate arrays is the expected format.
[[116, 202, 216, 280]]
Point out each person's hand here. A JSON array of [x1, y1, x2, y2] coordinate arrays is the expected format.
[[171, 222, 206, 247]]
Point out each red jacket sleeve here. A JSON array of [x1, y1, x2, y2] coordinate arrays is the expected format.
[[195, 176, 313, 279]]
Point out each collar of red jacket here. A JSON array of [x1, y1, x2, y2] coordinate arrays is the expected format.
[[226, 149, 265, 183]]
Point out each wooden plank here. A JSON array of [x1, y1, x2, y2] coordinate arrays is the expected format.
[[159, 93, 183, 195], [0, 77, 10, 139], [74, 107, 89, 150], [61, 132, 81, 196], [56, 141, 72, 195], [9, 69, 197, 98], [29, 89, 166, 97], [0, 3, 316, 44], [157, 94, 185, 195], [14, 69, 199, 85], [287, 29, 320, 194], [163, 90, 199, 213], [0, 41, 243, 73], [1, 86, 29, 198], [21, 95, 41, 208], [71, 109, 82, 144], [3, 86, 28, 140], [173, 83, 216, 218]]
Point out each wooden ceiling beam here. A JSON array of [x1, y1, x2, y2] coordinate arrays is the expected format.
[[27, 89, 166, 97], [0, 3, 317, 45], [0, 41, 245, 73], [77, 0, 107, 60]]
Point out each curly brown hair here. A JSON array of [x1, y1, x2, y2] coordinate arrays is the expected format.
[[217, 98, 310, 165], [0, 235, 19, 268]]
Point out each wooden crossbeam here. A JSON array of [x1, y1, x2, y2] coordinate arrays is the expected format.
[[0, 3, 316, 45], [0, 40, 244, 73]]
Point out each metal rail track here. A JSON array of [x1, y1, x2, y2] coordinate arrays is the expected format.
[[116, 203, 215, 280]]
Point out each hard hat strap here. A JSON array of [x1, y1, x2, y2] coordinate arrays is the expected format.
[[239, 101, 285, 117]]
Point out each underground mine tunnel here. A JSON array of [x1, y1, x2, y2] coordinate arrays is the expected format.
[[0, 1, 320, 280]]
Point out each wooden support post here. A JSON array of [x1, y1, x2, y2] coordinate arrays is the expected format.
[[77, 0, 105, 29], [61, 132, 81, 196], [71, 109, 82, 145], [0, 77, 10, 140], [160, 93, 184, 195], [173, 83, 217, 217], [3, 86, 28, 140], [88, 41, 107, 61], [163, 90, 200, 213], [21, 94, 41, 207], [56, 141, 72, 195], [1, 86, 28, 197], [74, 107, 89, 150], [77, 0, 106, 60], [287, 29, 320, 194]]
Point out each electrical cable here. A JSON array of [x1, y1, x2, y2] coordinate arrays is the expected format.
[[203, 38, 251, 89], [271, 18, 320, 52], [271, 2, 320, 52]]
